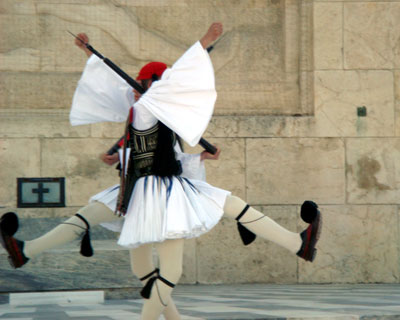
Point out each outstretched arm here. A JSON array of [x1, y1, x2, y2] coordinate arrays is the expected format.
[[200, 22, 223, 49], [74, 33, 92, 58]]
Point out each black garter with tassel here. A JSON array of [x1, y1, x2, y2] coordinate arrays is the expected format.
[[74, 213, 93, 257], [235, 204, 256, 246], [139, 268, 175, 300]]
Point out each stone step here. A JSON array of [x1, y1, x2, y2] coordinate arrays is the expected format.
[[9, 290, 104, 306], [0, 217, 141, 295], [0, 239, 141, 295]]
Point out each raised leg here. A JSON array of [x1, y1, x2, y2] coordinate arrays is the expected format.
[[223, 195, 321, 261], [23, 202, 116, 259]]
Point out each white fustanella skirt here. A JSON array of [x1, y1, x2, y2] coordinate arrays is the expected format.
[[90, 175, 230, 249]]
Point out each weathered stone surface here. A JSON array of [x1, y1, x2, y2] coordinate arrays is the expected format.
[[0, 240, 136, 292], [0, 139, 41, 208], [1, 207, 82, 219], [346, 138, 400, 204], [207, 115, 317, 138], [0, 216, 134, 293], [314, 3, 342, 70], [182, 138, 245, 199], [122, 0, 273, 7], [0, 110, 90, 138], [394, 70, 400, 137], [118, 0, 186, 6], [247, 138, 345, 205], [212, 74, 396, 140], [202, 138, 246, 200], [30, 0, 312, 116], [344, 2, 400, 69], [181, 239, 196, 284], [35, 2, 160, 73], [0, 0, 35, 14], [41, 138, 120, 206], [318, 0, 399, 2], [299, 205, 399, 283], [1, 0, 313, 114], [90, 122, 126, 139], [209, 70, 395, 139], [0, 49, 41, 73], [0, 14, 40, 72], [314, 70, 394, 137], [15, 217, 119, 240], [196, 206, 298, 284], [0, 72, 81, 109]]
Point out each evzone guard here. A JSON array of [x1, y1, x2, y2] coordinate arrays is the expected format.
[[0, 23, 322, 320]]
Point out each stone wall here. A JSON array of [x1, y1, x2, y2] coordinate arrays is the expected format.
[[0, 0, 399, 292]]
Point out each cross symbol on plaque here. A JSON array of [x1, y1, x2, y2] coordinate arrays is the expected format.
[[32, 183, 50, 204]]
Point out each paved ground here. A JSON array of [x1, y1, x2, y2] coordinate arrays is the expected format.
[[0, 284, 400, 319]]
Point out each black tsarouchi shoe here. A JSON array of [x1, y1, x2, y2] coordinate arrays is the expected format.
[[0, 212, 29, 268], [296, 201, 322, 262]]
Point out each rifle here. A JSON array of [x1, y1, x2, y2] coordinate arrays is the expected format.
[[69, 31, 217, 155]]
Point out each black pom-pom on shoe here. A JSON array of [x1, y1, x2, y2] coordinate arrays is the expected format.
[[300, 201, 319, 224], [0, 212, 19, 236]]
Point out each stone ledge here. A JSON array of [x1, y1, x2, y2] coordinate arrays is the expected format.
[[9, 290, 104, 306]]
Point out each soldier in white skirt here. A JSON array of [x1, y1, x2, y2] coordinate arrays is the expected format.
[[0, 23, 321, 320]]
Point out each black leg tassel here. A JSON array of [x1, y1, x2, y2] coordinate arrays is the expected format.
[[140, 276, 157, 299], [237, 222, 256, 246], [139, 268, 175, 300], [75, 213, 93, 257], [235, 204, 256, 246]]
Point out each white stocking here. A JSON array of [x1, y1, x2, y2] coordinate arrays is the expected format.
[[24, 202, 116, 258], [223, 195, 302, 253], [129, 245, 181, 320], [140, 239, 184, 320]]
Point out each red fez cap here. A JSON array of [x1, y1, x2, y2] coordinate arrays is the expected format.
[[137, 62, 167, 80]]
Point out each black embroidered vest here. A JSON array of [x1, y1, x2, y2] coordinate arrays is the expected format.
[[116, 121, 182, 215]]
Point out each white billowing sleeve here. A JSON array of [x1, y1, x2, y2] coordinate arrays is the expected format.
[[134, 41, 217, 146], [70, 55, 134, 126], [175, 144, 206, 181]]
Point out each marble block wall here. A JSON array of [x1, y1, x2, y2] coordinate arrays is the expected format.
[[0, 0, 400, 293]]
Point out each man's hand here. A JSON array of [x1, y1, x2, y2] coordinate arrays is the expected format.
[[200, 146, 221, 161], [75, 33, 92, 57], [100, 153, 119, 166], [200, 22, 223, 49], [133, 88, 142, 101]]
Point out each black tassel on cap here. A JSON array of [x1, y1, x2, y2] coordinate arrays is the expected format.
[[0, 212, 19, 236], [300, 200, 319, 224], [237, 222, 256, 246], [75, 213, 93, 257]]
